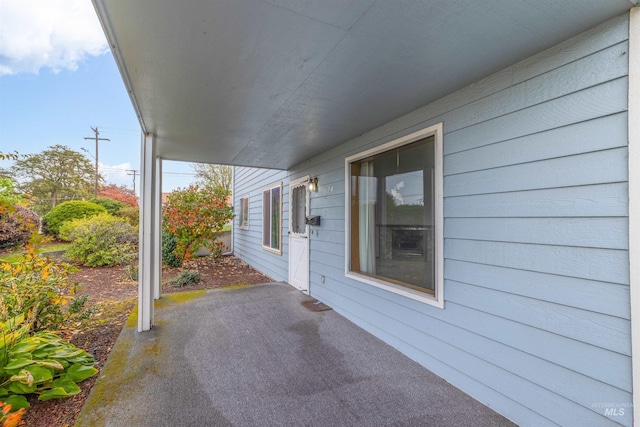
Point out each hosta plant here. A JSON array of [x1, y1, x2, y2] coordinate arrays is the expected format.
[[0, 315, 98, 411]]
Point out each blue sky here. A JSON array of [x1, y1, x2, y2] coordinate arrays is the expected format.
[[0, 0, 196, 193]]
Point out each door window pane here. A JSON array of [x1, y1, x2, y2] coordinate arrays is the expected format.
[[291, 185, 306, 234]]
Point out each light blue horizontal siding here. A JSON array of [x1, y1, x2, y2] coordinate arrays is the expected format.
[[233, 167, 289, 282], [445, 239, 629, 284], [444, 76, 628, 155], [445, 217, 628, 249], [445, 259, 630, 319], [445, 147, 628, 197], [444, 182, 629, 218], [446, 280, 630, 356], [445, 112, 628, 175], [234, 14, 632, 427]]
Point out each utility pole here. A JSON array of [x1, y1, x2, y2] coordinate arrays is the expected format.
[[84, 127, 110, 198], [127, 169, 139, 193]]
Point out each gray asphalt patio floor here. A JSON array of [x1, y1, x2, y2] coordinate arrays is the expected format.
[[75, 282, 516, 427]]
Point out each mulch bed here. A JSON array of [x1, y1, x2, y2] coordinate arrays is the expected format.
[[19, 255, 272, 427]]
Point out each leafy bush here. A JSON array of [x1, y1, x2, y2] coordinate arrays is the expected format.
[[59, 214, 137, 267], [0, 242, 96, 412], [0, 244, 88, 332], [115, 206, 139, 226], [0, 179, 38, 251], [169, 270, 202, 287], [42, 201, 106, 238], [88, 197, 127, 215], [0, 205, 39, 251], [163, 185, 234, 262], [162, 231, 182, 268], [0, 315, 97, 412]]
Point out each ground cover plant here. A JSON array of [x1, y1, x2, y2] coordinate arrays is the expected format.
[[169, 269, 202, 287]]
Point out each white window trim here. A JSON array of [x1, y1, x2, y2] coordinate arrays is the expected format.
[[238, 194, 250, 230], [628, 7, 640, 426], [344, 123, 444, 308], [262, 182, 283, 255]]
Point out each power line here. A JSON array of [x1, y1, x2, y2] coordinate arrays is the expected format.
[[83, 127, 110, 198], [127, 170, 138, 193], [99, 166, 196, 177]]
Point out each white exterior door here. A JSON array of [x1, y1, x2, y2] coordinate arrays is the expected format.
[[288, 176, 310, 293]]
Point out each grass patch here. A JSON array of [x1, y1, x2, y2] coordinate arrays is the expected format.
[[0, 252, 24, 263], [73, 298, 137, 331], [0, 242, 71, 262], [40, 242, 72, 253]]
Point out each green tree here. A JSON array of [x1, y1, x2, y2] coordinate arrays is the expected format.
[[11, 145, 99, 215], [0, 151, 19, 182], [163, 185, 234, 260], [191, 163, 232, 193], [0, 178, 25, 207]]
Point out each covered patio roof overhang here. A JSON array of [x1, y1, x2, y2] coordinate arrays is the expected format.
[[91, 0, 637, 332], [93, 0, 635, 170]]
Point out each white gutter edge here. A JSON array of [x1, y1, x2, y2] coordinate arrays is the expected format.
[[91, 0, 148, 135]]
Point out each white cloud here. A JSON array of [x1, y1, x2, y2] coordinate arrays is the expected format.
[[0, 0, 109, 76], [100, 162, 136, 189]]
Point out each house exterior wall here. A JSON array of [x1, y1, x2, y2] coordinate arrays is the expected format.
[[233, 14, 631, 426], [233, 167, 289, 281]]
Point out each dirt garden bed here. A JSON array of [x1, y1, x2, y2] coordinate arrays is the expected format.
[[19, 255, 272, 427]]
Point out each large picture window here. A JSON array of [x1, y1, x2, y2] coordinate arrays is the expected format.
[[345, 124, 443, 307], [262, 183, 282, 254]]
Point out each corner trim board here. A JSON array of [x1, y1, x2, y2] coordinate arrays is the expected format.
[[628, 8, 640, 426]]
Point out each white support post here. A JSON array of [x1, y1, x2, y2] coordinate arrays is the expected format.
[[629, 7, 640, 426], [154, 156, 162, 300], [138, 133, 158, 332]]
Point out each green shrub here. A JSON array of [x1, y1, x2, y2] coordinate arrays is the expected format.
[[0, 205, 39, 250], [115, 206, 139, 226], [169, 270, 202, 287], [163, 185, 234, 261], [0, 245, 89, 332], [88, 197, 127, 215], [59, 214, 137, 267], [42, 201, 106, 237], [162, 231, 182, 268]]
